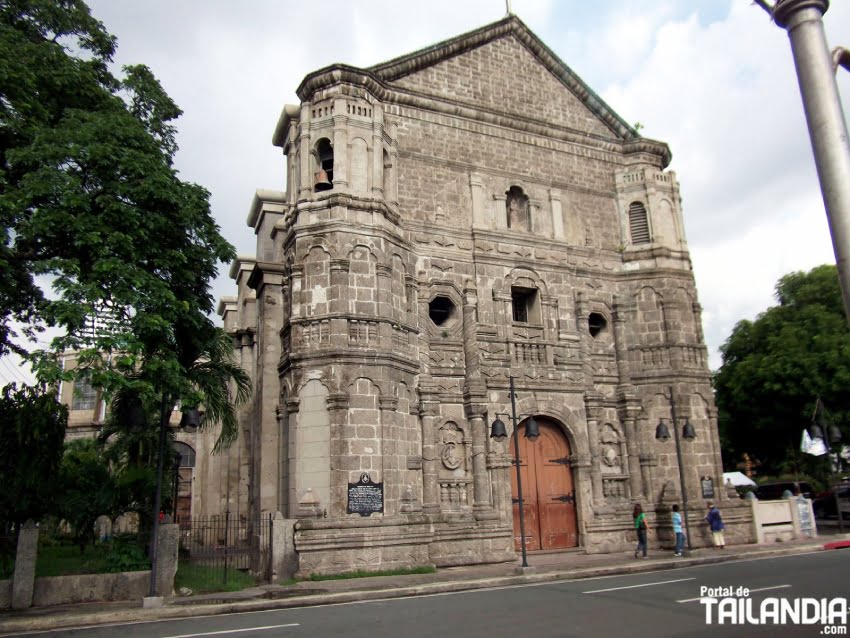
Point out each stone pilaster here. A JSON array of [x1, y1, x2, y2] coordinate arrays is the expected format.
[[419, 389, 440, 513], [585, 394, 605, 506]]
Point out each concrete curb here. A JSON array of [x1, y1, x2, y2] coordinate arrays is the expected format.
[[0, 542, 829, 635]]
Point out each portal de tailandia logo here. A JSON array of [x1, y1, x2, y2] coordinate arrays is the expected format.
[[701, 586, 848, 634]]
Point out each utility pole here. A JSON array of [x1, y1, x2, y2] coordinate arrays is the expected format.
[[759, 0, 850, 323]]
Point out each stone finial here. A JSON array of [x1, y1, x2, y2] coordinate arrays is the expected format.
[[297, 488, 323, 518], [660, 479, 679, 503], [400, 485, 422, 513]]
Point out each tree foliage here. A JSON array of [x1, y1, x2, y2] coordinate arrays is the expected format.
[[56, 438, 117, 552], [0, 0, 234, 381], [0, 1, 250, 450], [0, 384, 67, 525], [714, 264, 850, 477]]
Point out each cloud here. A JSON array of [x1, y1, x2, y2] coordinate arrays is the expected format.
[[598, 1, 850, 365], [70, 1, 850, 376]]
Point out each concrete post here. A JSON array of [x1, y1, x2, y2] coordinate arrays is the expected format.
[[270, 512, 298, 582], [155, 523, 179, 597], [11, 520, 38, 610], [773, 0, 850, 323]]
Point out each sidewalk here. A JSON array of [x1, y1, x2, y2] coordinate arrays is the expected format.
[[2, 533, 849, 635]]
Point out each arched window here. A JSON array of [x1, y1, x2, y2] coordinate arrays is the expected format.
[[173, 441, 196, 468], [315, 138, 333, 191], [629, 201, 650, 244]]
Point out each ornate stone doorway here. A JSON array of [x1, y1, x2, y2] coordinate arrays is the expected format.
[[511, 417, 578, 551]]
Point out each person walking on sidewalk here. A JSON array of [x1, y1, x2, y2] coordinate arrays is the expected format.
[[672, 504, 685, 556], [705, 501, 725, 549], [633, 503, 648, 559]]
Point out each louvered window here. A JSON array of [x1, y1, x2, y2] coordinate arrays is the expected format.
[[629, 202, 650, 244]]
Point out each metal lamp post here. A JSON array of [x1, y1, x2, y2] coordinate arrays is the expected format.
[[810, 399, 844, 533], [655, 386, 697, 551], [147, 392, 171, 598], [147, 401, 200, 598], [490, 376, 539, 568], [758, 0, 850, 325]]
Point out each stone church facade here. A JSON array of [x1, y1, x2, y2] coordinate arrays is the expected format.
[[218, 16, 751, 575]]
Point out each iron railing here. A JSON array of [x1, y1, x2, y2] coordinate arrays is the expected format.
[[176, 513, 272, 589]]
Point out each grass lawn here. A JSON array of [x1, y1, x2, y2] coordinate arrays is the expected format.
[[36, 539, 150, 577], [174, 563, 256, 594]]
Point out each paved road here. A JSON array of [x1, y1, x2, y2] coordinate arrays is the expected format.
[[8, 550, 849, 638]]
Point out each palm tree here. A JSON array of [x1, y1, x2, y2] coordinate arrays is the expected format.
[[181, 327, 251, 452]]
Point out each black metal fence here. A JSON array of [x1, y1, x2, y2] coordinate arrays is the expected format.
[[177, 513, 272, 590], [0, 523, 17, 580]]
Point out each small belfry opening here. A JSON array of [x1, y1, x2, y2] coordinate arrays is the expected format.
[[428, 295, 455, 326], [506, 185, 529, 230], [588, 312, 608, 337], [315, 138, 334, 191]]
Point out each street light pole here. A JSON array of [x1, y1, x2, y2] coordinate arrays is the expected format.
[[490, 376, 539, 569], [669, 389, 694, 551], [148, 391, 170, 598], [767, 0, 850, 324], [508, 376, 529, 568], [655, 386, 697, 551], [810, 398, 844, 533]]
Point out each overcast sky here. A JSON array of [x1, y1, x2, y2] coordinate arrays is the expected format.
[[2, 0, 848, 386]]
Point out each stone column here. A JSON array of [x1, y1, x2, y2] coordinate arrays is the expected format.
[[611, 296, 632, 384], [376, 264, 393, 335], [327, 393, 350, 518], [298, 105, 312, 201], [11, 520, 38, 610], [283, 398, 300, 518], [621, 408, 644, 500], [371, 113, 384, 199], [462, 283, 481, 375], [493, 193, 507, 229], [549, 189, 564, 239], [386, 120, 399, 205], [419, 391, 440, 513], [487, 450, 514, 525], [470, 172, 487, 228], [379, 396, 399, 514], [332, 100, 348, 189], [570, 454, 592, 545], [585, 397, 605, 505], [464, 389, 496, 519], [640, 451, 658, 504]]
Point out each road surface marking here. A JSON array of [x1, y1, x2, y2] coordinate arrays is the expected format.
[[162, 624, 300, 638], [677, 584, 791, 603], [583, 577, 695, 594]]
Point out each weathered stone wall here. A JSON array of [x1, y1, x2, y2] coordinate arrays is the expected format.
[[31, 572, 150, 607], [219, 15, 744, 575], [390, 35, 614, 138]]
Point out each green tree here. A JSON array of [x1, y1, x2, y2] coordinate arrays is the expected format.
[[714, 264, 850, 478], [0, 0, 234, 383], [0, 1, 250, 453], [0, 384, 67, 525], [56, 438, 117, 552]]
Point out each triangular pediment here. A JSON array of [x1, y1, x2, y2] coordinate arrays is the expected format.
[[368, 16, 635, 141]]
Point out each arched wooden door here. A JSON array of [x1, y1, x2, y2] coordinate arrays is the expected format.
[[511, 418, 578, 551]]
